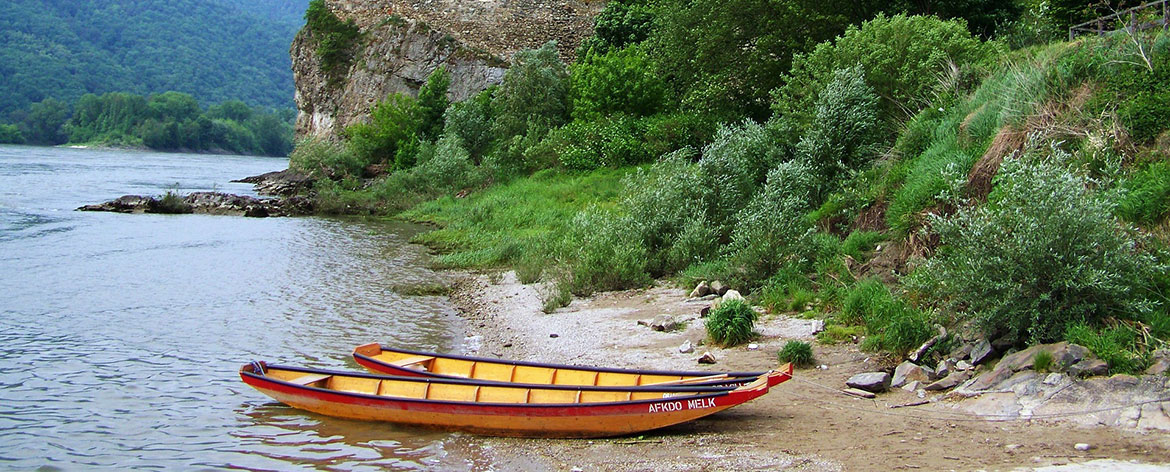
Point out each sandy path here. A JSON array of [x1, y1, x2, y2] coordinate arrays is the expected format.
[[442, 272, 1170, 471]]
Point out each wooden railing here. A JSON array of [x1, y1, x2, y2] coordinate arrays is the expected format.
[[1069, 0, 1170, 40]]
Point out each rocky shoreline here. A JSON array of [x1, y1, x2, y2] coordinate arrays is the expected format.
[[77, 169, 315, 217], [440, 271, 1170, 471]]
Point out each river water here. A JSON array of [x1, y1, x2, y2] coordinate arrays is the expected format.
[[0, 145, 472, 470]]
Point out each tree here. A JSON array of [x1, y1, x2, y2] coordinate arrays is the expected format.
[[18, 98, 70, 145], [491, 41, 570, 139], [570, 45, 666, 120], [148, 92, 201, 122], [417, 66, 451, 142]]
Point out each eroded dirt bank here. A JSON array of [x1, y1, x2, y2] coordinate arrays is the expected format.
[[439, 272, 1170, 471]]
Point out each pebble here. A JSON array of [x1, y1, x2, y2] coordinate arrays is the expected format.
[[1074, 443, 1092, 451], [697, 352, 717, 364], [747, 343, 759, 350], [678, 340, 694, 354], [549, 333, 559, 338]]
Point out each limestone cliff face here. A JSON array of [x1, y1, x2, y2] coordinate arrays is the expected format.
[[292, 0, 602, 139]]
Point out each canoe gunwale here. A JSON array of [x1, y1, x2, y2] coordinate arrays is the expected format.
[[354, 343, 768, 379], [239, 366, 743, 410]]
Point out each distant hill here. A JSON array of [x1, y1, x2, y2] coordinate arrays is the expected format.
[[0, 0, 310, 118]]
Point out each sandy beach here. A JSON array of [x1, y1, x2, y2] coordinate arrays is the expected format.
[[441, 272, 1170, 471]]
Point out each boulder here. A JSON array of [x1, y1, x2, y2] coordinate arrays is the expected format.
[[649, 315, 682, 332], [689, 281, 712, 298], [924, 371, 972, 391], [722, 289, 744, 303], [1067, 359, 1108, 377], [966, 366, 1013, 391], [1146, 349, 1170, 376], [970, 339, 995, 365], [891, 361, 930, 388], [710, 280, 728, 296], [846, 372, 892, 393], [949, 343, 974, 361], [935, 359, 954, 380], [901, 380, 922, 392], [998, 342, 1090, 373], [697, 352, 717, 364], [956, 360, 974, 371]]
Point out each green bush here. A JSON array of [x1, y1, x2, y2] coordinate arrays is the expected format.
[[1032, 349, 1054, 372], [567, 207, 651, 295], [1064, 323, 1148, 375], [417, 66, 451, 141], [725, 161, 818, 285], [774, 14, 1004, 130], [908, 156, 1159, 344], [777, 340, 816, 368], [492, 41, 569, 140], [641, 112, 719, 157], [410, 134, 477, 193], [0, 124, 25, 144], [705, 298, 758, 347], [697, 121, 789, 228], [443, 88, 495, 160], [842, 231, 886, 260], [1117, 161, 1170, 225], [343, 93, 423, 171], [794, 65, 882, 189], [153, 189, 192, 214], [550, 117, 651, 170], [843, 279, 933, 356], [576, 0, 654, 56], [304, 0, 362, 83], [289, 138, 362, 178], [570, 45, 666, 120]]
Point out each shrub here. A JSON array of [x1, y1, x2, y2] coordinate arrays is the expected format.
[[1032, 349, 1054, 372], [547, 117, 651, 170], [0, 124, 25, 144], [289, 138, 364, 178], [417, 66, 451, 141], [794, 65, 882, 189], [443, 88, 495, 160], [153, 189, 192, 214], [492, 41, 570, 140], [641, 112, 719, 157], [567, 207, 651, 295], [698, 121, 789, 228], [304, 0, 362, 83], [541, 278, 573, 313], [908, 156, 1159, 344], [343, 93, 423, 171], [576, 0, 655, 55], [725, 161, 818, 285], [1117, 161, 1170, 225], [842, 231, 886, 260], [774, 14, 1004, 130], [410, 134, 477, 193], [777, 340, 816, 368], [570, 45, 666, 120], [617, 152, 712, 275], [843, 279, 933, 356], [1064, 323, 1148, 375], [706, 298, 758, 347]]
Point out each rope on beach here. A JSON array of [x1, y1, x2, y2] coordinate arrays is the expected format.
[[781, 376, 1170, 423]]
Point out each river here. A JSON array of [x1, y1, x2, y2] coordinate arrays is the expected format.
[[0, 145, 473, 470]]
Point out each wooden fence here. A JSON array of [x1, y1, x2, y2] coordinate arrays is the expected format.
[[1069, 0, 1170, 40]]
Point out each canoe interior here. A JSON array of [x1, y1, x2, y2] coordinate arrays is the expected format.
[[259, 366, 729, 404], [355, 343, 760, 386]]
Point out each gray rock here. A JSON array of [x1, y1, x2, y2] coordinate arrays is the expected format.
[[1146, 349, 1170, 376], [970, 339, 995, 365], [722, 289, 744, 303], [697, 352, 717, 364], [966, 366, 1013, 391], [689, 281, 711, 298], [846, 372, 892, 393], [649, 315, 682, 332], [901, 380, 922, 392], [1107, 374, 1139, 387], [1043, 373, 1065, 385], [1074, 443, 1092, 451], [924, 371, 972, 391], [991, 335, 1016, 353], [810, 319, 826, 334], [1067, 359, 1108, 377], [678, 340, 694, 354], [956, 360, 974, 371], [710, 280, 728, 296], [842, 387, 876, 399], [891, 361, 930, 388], [949, 343, 974, 361], [935, 359, 953, 379], [998, 342, 1090, 373]]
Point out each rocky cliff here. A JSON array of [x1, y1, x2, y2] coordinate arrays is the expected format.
[[292, 0, 602, 139]]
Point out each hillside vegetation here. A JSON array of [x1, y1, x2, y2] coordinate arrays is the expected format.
[[0, 0, 309, 118], [290, 0, 1170, 373]]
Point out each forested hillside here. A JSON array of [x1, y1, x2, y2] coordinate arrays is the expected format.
[[0, 0, 309, 118]]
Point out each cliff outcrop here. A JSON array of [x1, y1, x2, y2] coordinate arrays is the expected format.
[[292, 0, 602, 139]]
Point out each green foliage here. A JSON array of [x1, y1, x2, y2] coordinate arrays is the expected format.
[[443, 88, 495, 160], [698, 121, 789, 228], [289, 138, 363, 177], [775, 14, 1004, 131], [842, 279, 934, 356], [998, 0, 1065, 49], [153, 189, 192, 214], [777, 340, 816, 368], [0, 124, 24, 144], [418, 66, 451, 141], [1032, 349, 1054, 372], [842, 231, 886, 260], [1118, 161, 1170, 225], [570, 45, 666, 121], [706, 298, 758, 347], [305, 0, 361, 84], [541, 278, 573, 313], [1064, 323, 1148, 375], [409, 134, 478, 193], [0, 0, 304, 117], [726, 162, 818, 284], [548, 117, 652, 170], [492, 41, 569, 140], [14, 98, 71, 145], [908, 156, 1159, 344], [344, 93, 423, 172], [568, 207, 652, 295], [794, 65, 882, 188], [576, 0, 654, 56]]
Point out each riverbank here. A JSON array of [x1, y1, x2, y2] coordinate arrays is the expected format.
[[442, 271, 1170, 471]]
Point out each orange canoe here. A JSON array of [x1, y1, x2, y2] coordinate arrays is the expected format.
[[239, 362, 791, 438], [353, 343, 784, 387]]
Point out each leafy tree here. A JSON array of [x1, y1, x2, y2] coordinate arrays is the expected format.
[[443, 88, 495, 161], [417, 66, 451, 141], [17, 98, 71, 145], [344, 93, 423, 171], [795, 65, 881, 190], [147, 92, 201, 123], [207, 100, 254, 123], [0, 124, 24, 144], [576, 0, 655, 56], [491, 41, 570, 140], [570, 45, 666, 120]]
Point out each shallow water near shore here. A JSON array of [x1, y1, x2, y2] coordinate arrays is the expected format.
[[0, 145, 468, 470]]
